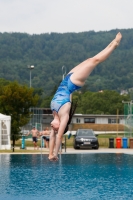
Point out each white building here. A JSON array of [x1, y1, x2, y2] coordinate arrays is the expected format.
[[72, 114, 125, 125], [22, 108, 126, 133], [0, 113, 11, 150]]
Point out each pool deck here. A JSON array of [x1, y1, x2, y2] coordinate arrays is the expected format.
[[65, 148, 133, 154], [1, 147, 133, 154]]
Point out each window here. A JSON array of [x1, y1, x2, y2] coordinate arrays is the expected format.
[[84, 118, 95, 123], [76, 118, 80, 123], [108, 118, 119, 124]]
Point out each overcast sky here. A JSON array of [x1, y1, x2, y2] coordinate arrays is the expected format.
[[0, 0, 133, 35]]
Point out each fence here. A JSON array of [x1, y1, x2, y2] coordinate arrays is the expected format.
[[124, 101, 133, 137]]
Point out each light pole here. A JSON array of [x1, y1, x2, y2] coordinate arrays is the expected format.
[[28, 65, 34, 87], [62, 65, 66, 80]]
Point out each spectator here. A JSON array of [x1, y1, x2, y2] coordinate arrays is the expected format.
[[41, 127, 50, 148], [27, 127, 40, 150]]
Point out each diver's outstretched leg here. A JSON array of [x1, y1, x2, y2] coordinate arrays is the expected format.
[[70, 32, 122, 86]]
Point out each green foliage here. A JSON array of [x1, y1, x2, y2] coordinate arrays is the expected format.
[[74, 90, 130, 114], [40, 95, 53, 108], [0, 78, 10, 86], [39, 88, 130, 115], [0, 81, 39, 143], [0, 29, 133, 95]]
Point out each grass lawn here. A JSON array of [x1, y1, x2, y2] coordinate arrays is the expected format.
[[0, 133, 130, 153], [14, 133, 126, 148], [0, 149, 46, 153]]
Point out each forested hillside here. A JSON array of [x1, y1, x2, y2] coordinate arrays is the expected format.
[[0, 29, 133, 95]]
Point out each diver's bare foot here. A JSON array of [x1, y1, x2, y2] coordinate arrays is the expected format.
[[108, 32, 122, 49], [53, 156, 59, 161], [48, 155, 59, 161], [114, 32, 122, 47]]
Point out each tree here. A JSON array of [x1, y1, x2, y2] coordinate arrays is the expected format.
[[75, 90, 130, 114], [0, 78, 10, 86], [1, 29, 133, 94], [0, 81, 39, 149]]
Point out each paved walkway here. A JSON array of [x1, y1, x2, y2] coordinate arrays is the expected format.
[[2, 147, 133, 155], [64, 148, 133, 154]]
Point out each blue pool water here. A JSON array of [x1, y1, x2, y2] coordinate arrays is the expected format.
[[0, 153, 133, 200]]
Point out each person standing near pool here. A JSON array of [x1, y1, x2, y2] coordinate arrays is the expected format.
[[27, 127, 40, 150], [41, 127, 50, 148], [45, 127, 51, 148], [49, 32, 122, 161]]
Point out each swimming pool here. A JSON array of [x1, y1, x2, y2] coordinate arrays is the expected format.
[[0, 153, 133, 200]]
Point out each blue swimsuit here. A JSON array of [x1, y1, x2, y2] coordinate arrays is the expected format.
[[51, 73, 81, 113]]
